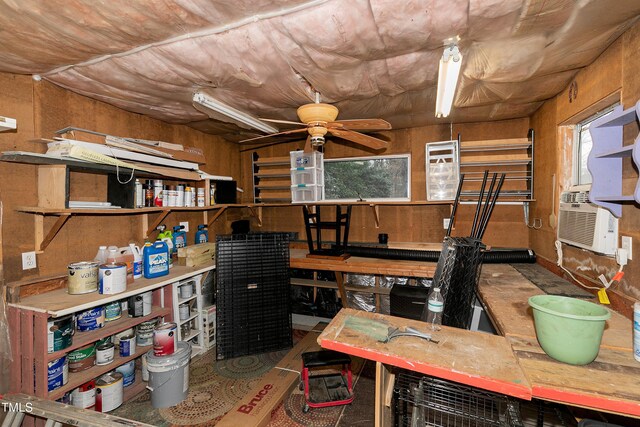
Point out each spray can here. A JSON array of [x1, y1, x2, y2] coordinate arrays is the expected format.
[[195, 225, 208, 244], [156, 225, 174, 269], [172, 226, 187, 252], [134, 179, 143, 208]]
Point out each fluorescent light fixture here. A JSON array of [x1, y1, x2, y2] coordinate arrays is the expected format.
[[192, 91, 278, 134], [435, 45, 462, 118]]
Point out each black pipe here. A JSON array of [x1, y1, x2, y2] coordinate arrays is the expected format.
[[470, 170, 488, 238], [337, 244, 536, 264], [446, 173, 465, 237], [479, 173, 506, 239]]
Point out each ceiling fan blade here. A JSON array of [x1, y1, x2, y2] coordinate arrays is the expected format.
[[328, 128, 388, 150], [239, 127, 308, 143], [259, 118, 306, 126], [328, 118, 392, 131]]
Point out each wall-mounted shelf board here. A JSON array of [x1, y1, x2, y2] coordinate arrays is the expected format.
[[587, 100, 640, 217], [0, 116, 16, 131]]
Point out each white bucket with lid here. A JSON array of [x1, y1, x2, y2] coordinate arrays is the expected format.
[[146, 341, 191, 408]]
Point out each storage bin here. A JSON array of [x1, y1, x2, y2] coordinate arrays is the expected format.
[[290, 150, 323, 169], [426, 140, 459, 201], [291, 167, 324, 186], [291, 184, 324, 203]]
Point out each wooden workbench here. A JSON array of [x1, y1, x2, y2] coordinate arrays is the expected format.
[[317, 262, 639, 425]]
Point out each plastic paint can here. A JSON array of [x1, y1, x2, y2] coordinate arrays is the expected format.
[[179, 283, 193, 299], [96, 342, 115, 366], [68, 343, 96, 373], [119, 334, 136, 357], [95, 372, 124, 412], [146, 341, 192, 408], [153, 322, 177, 356], [137, 319, 158, 347], [179, 304, 189, 321], [47, 315, 74, 353], [71, 380, 96, 409], [76, 307, 105, 332], [47, 356, 68, 392], [98, 263, 127, 295], [141, 291, 152, 316], [115, 360, 136, 387], [128, 294, 144, 318], [67, 262, 99, 295]]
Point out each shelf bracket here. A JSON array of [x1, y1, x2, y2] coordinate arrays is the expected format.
[[146, 210, 171, 238], [207, 206, 228, 227], [37, 214, 71, 252], [247, 206, 263, 227], [370, 204, 380, 228]]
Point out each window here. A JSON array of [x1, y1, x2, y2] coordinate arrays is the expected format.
[[573, 104, 618, 187], [323, 154, 411, 201]]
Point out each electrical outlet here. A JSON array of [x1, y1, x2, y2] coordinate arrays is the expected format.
[[22, 251, 37, 270], [622, 236, 633, 260], [180, 221, 189, 232], [443, 218, 450, 230]]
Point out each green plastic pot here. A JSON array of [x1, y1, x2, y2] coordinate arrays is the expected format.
[[528, 295, 611, 365]]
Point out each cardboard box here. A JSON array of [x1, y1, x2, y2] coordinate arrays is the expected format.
[[216, 323, 326, 427]]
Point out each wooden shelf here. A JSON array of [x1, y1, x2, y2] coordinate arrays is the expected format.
[[253, 156, 289, 166], [9, 264, 215, 317], [253, 153, 292, 204], [49, 344, 152, 400], [47, 306, 171, 362]]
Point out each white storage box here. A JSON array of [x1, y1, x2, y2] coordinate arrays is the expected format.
[[291, 184, 324, 203], [201, 304, 216, 350], [426, 140, 460, 201], [290, 150, 323, 169], [291, 167, 324, 186]]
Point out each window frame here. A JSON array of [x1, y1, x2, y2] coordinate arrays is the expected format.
[[322, 153, 412, 202], [571, 103, 618, 189]]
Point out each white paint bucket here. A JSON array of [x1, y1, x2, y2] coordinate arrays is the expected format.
[[71, 380, 96, 409], [142, 291, 153, 316], [98, 263, 127, 295], [146, 341, 192, 408], [95, 372, 124, 412], [96, 342, 115, 366]]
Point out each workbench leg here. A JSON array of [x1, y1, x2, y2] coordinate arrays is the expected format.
[[335, 272, 348, 308], [375, 362, 393, 427]]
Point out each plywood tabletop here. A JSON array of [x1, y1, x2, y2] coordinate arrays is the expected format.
[[508, 335, 640, 417], [9, 264, 214, 317], [290, 249, 437, 278], [318, 308, 532, 400]]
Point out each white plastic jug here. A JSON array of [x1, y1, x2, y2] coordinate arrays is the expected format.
[[128, 244, 143, 279]]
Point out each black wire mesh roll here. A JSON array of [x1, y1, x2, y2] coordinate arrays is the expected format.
[[337, 245, 536, 264]]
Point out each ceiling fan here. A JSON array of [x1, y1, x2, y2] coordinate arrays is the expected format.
[[240, 95, 392, 150]]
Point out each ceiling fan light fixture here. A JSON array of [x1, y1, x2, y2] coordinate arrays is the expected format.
[[192, 90, 279, 134], [435, 44, 462, 118], [297, 103, 339, 123]]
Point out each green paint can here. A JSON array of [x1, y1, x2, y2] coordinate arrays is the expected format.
[[68, 343, 96, 373], [47, 315, 74, 354]]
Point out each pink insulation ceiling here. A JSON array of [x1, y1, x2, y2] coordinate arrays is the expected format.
[[0, 0, 638, 138]]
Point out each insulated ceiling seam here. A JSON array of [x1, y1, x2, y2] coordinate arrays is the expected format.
[[40, 0, 330, 78]]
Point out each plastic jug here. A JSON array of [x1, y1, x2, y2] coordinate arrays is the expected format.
[[195, 224, 208, 244], [143, 241, 170, 279], [129, 243, 143, 279], [172, 225, 187, 251]]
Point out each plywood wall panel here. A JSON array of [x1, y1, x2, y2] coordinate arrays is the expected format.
[[556, 38, 623, 124], [1, 78, 240, 281]]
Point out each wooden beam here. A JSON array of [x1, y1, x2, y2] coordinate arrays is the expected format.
[[370, 204, 380, 228], [34, 215, 44, 254], [145, 210, 171, 238], [207, 206, 228, 227], [39, 214, 71, 251], [335, 271, 348, 308], [247, 206, 262, 227]]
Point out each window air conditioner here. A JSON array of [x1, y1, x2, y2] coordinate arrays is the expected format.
[[557, 191, 618, 256]]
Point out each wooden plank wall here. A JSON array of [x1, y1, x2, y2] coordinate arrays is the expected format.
[[239, 118, 531, 248], [529, 21, 640, 315], [0, 76, 241, 282]]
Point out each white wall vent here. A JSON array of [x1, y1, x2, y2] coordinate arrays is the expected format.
[[557, 191, 618, 256]]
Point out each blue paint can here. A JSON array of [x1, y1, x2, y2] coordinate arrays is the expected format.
[[76, 307, 105, 332], [119, 334, 136, 357], [115, 360, 136, 387], [48, 356, 68, 392], [104, 302, 122, 322]]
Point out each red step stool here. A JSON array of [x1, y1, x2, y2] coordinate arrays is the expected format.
[[300, 350, 354, 413]]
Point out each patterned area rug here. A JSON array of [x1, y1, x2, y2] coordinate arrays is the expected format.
[[112, 329, 365, 427]]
